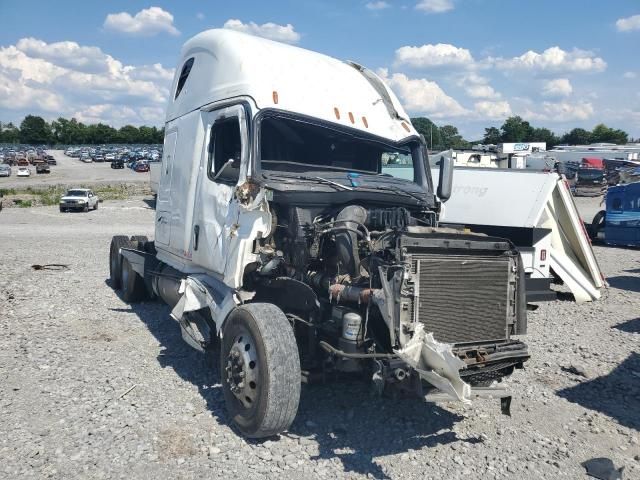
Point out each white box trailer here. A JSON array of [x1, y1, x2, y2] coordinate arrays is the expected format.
[[431, 166, 605, 303]]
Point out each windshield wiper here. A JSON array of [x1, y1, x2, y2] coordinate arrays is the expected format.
[[263, 172, 353, 191], [369, 185, 427, 204]]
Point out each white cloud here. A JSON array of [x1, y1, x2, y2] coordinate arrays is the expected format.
[[466, 84, 500, 99], [125, 63, 175, 83], [222, 19, 300, 44], [15, 38, 113, 74], [104, 7, 180, 37], [366, 1, 390, 10], [623, 71, 637, 79], [394, 43, 473, 68], [492, 46, 606, 73], [378, 69, 468, 118], [456, 72, 501, 99], [525, 101, 594, 122], [474, 100, 512, 119], [616, 14, 640, 32], [0, 38, 172, 126], [541, 78, 572, 97], [415, 0, 454, 14]]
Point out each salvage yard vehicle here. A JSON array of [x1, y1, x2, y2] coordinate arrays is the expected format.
[[16, 166, 30, 177], [133, 160, 150, 172], [111, 158, 125, 169], [59, 188, 99, 212], [109, 29, 529, 438], [591, 181, 640, 247], [0, 164, 11, 177], [36, 163, 50, 174]]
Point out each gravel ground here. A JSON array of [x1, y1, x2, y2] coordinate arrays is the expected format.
[[0, 197, 638, 480], [0, 150, 148, 189]]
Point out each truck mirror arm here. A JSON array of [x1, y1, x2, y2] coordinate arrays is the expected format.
[[212, 159, 234, 181]]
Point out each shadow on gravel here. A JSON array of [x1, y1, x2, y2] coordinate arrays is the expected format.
[[287, 382, 473, 478], [613, 317, 640, 334], [606, 275, 640, 293], [109, 284, 477, 478], [557, 352, 640, 431], [107, 300, 230, 428], [142, 197, 156, 210]]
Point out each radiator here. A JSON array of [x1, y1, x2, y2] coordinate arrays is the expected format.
[[412, 254, 512, 344]]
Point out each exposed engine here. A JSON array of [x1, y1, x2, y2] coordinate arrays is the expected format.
[[247, 201, 529, 395]]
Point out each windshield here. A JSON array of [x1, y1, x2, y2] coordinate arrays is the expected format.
[[67, 190, 87, 197], [259, 115, 427, 186]]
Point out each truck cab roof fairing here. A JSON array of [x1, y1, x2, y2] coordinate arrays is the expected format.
[[166, 29, 415, 143]]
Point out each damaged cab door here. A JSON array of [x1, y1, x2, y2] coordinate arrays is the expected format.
[[191, 105, 270, 287]]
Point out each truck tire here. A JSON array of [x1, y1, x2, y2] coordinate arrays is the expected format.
[[591, 210, 605, 240], [83, 204, 89, 213], [221, 303, 301, 438], [109, 236, 132, 289], [130, 235, 149, 251], [121, 257, 146, 302]]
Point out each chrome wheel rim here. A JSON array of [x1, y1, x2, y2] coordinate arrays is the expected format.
[[225, 328, 259, 409]]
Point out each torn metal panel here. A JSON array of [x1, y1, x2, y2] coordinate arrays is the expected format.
[[394, 324, 471, 404], [170, 274, 238, 334], [431, 167, 604, 303]]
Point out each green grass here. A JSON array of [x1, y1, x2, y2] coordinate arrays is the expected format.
[[2, 184, 149, 208], [15, 199, 32, 208]]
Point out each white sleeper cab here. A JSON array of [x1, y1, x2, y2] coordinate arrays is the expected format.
[[109, 29, 528, 438]]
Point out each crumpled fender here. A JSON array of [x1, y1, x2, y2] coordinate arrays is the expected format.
[[394, 323, 471, 403], [170, 274, 238, 333]]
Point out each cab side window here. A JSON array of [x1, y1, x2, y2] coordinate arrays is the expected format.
[[174, 57, 194, 100], [208, 117, 241, 184]]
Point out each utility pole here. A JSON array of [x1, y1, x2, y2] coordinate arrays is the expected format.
[[430, 124, 433, 151]]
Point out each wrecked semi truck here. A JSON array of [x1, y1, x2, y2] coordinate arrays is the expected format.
[[109, 29, 529, 438]]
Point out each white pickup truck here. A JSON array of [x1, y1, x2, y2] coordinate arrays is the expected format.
[[59, 188, 99, 212]]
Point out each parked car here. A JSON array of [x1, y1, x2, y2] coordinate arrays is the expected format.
[[36, 164, 51, 174], [105, 153, 115, 161], [59, 188, 99, 212], [16, 167, 31, 177], [93, 153, 105, 162], [111, 159, 125, 169], [46, 155, 57, 165], [80, 153, 92, 163], [134, 160, 150, 172], [0, 164, 11, 177]]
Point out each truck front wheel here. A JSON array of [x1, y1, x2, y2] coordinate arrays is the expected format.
[[221, 303, 301, 438]]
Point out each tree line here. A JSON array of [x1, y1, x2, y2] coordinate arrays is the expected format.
[[0, 113, 632, 148], [0, 115, 164, 145], [411, 116, 631, 150]]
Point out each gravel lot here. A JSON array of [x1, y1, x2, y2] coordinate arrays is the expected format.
[[1, 196, 638, 479], [0, 150, 148, 189]]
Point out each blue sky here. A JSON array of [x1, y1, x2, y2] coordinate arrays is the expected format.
[[0, 0, 638, 139]]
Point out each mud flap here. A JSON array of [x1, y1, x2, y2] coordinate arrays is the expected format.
[[394, 324, 471, 404]]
